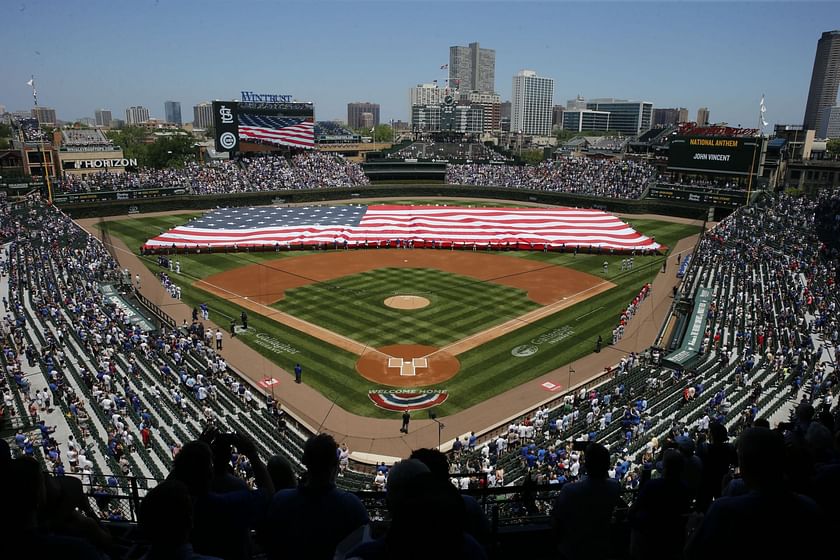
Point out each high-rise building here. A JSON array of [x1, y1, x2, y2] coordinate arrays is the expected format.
[[510, 70, 554, 136], [804, 30, 840, 131], [566, 96, 588, 110], [193, 102, 213, 129], [0, 105, 6, 115], [552, 105, 565, 128], [500, 101, 511, 132], [164, 101, 182, 125], [347, 102, 380, 129], [31, 106, 57, 125], [459, 90, 501, 132], [94, 109, 113, 128], [652, 107, 688, 127], [125, 106, 150, 125], [562, 110, 610, 133], [818, 106, 840, 138], [409, 84, 447, 125], [697, 107, 710, 126], [360, 112, 375, 130], [449, 42, 495, 93], [585, 99, 652, 135]]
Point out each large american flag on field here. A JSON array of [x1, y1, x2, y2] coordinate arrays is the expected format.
[[143, 205, 661, 251], [145, 205, 659, 251], [237, 113, 315, 148]]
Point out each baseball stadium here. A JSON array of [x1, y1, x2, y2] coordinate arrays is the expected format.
[[1, 109, 838, 560]]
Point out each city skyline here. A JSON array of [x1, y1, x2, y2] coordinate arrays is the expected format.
[[1, 1, 838, 129]]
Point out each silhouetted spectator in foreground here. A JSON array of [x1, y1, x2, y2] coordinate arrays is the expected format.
[[348, 459, 486, 560], [696, 422, 738, 512], [264, 434, 369, 560], [168, 435, 273, 560], [140, 480, 222, 560], [0, 457, 100, 559], [551, 442, 623, 560], [629, 449, 690, 560], [409, 447, 491, 546], [685, 427, 824, 560], [266, 455, 297, 491]]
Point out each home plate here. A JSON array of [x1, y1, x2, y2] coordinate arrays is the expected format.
[[540, 381, 562, 392]]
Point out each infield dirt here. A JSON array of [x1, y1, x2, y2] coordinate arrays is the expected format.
[[197, 249, 604, 306]]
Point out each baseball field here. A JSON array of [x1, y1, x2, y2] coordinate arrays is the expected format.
[[98, 202, 699, 419]]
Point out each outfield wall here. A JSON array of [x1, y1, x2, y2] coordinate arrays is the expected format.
[[57, 183, 719, 220]]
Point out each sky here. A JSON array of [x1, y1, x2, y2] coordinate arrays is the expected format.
[[1, 0, 838, 129]]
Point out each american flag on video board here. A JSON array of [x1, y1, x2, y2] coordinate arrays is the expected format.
[[143, 205, 661, 251], [237, 113, 315, 148]]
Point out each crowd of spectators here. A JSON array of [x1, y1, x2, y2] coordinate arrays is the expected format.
[[243, 152, 369, 190], [51, 152, 369, 194], [447, 157, 656, 199], [15, 117, 48, 143], [1, 188, 839, 559], [389, 141, 506, 162]]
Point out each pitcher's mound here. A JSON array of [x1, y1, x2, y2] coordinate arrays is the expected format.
[[384, 295, 430, 309], [357, 344, 460, 387]]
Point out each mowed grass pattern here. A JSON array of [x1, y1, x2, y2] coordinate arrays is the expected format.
[[276, 268, 539, 347]]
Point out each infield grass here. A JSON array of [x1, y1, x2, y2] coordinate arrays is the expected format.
[[277, 267, 539, 347], [98, 207, 699, 418]]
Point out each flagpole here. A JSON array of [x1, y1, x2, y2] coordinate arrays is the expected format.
[[28, 75, 54, 204], [746, 95, 764, 206]]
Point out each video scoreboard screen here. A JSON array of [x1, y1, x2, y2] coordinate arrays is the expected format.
[[667, 135, 762, 176], [213, 100, 315, 153]]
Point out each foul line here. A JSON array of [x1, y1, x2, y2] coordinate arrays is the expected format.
[[424, 280, 616, 359], [90, 230, 391, 360], [576, 306, 605, 321]]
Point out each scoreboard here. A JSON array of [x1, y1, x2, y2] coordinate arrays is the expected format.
[[668, 135, 762, 176], [213, 100, 315, 153]]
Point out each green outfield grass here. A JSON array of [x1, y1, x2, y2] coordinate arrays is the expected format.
[[277, 267, 539, 347], [99, 205, 700, 418]]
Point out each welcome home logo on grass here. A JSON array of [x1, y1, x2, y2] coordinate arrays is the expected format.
[[511, 325, 575, 358], [368, 389, 449, 411]]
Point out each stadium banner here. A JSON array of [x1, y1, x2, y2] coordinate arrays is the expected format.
[[99, 284, 156, 332], [648, 185, 748, 207], [667, 136, 762, 176], [62, 158, 138, 170], [52, 186, 186, 204], [664, 286, 712, 366], [213, 101, 240, 153]]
